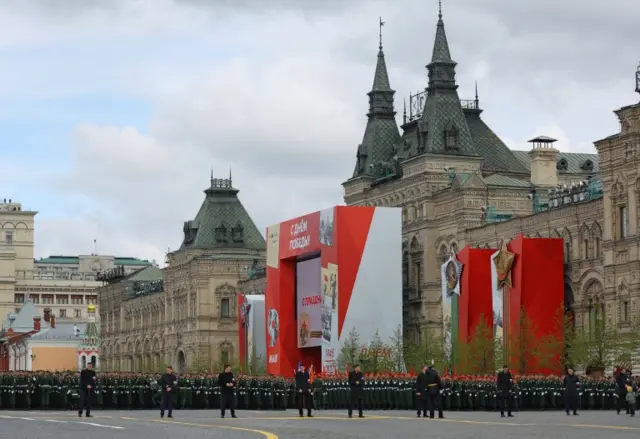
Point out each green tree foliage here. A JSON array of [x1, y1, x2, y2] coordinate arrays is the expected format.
[[459, 315, 494, 374], [359, 330, 395, 373], [403, 326, 445, 372], [337, 327, 362, 371]]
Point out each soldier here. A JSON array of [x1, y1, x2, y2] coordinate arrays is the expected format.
[[347, 364, 364, 418], [563, 367, 579, 416], [616, 368, 632, 415], [158, 366, 177, 418], [295, 364, 313, 417], [78, 362, 97, 417], [425, 364, 443, 419], [496, 365, 514, 418], [218, 364, 237, 418], [414, 364, 429, 418]]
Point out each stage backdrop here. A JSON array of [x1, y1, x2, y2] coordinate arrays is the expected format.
[[265, 206, 402, 376], [238, 294, 265, 371]]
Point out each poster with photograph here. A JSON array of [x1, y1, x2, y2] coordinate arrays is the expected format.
[[319, 207, 335, 247], [321, 263, 338, 343]]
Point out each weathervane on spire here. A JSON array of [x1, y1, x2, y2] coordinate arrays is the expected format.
[[379, 17, 385, 50], [635, 61, 640, 95], [438, 0, 443, 19]]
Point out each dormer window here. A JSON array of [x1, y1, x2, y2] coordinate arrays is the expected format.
[[215, 225, 228, 243], [580, 159, 594, 171], [444, 123, 458, 149], [232, 223, 244, 243], [557, 159, 568, 171]]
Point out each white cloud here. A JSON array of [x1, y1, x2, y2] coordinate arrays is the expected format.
[[1, 0, 637, 264]]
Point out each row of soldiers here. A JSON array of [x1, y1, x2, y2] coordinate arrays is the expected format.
[[0, 369, 637, 412]]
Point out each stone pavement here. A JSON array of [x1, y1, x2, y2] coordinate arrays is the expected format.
[[0, 409, 638, 439]]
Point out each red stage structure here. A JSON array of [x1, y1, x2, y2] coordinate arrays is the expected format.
[[504, 234, 564, 375], [457, 247, 495, 344]]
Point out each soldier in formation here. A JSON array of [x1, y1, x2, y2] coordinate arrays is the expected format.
[[78, 361, 96, 417], [158, 365, 177, 418], [217, 364, 237, 418], [295, 364, 313, 417], [496, 364, 514, 418], [563, 367, 580, 416], [347, 364, 364, 418]]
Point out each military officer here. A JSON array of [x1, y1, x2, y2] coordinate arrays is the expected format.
[[425, 364, 444, 419], [158, 366, 177, 418], [78, 362, 97, 417], [295, 364, 313, 417], [563, 367, 579, 416], [347, 364, 364, 418], [218, 364, 237, 418], [414, 364, 429, 417], [496, 364, 514, 418]]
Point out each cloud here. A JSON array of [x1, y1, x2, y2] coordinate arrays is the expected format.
[[1, 0, 637, 264]]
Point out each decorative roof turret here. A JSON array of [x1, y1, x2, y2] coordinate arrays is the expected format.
[[352, 18, 401, 180]]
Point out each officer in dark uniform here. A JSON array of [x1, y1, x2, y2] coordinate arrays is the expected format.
[[217, 364, 237, 418], [158, 366, 177, 418], [295, 364, 313, 417], [347, 364, 364, 418], [563, 367, 579, 416], [414, 364, 429, 417], [425, 364, 443, 419], [78, 361, 97, 417], [496, 364, 514, 418], [616, 368, 632, 415]]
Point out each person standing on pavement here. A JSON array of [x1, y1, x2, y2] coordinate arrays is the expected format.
[[425, 364, 444, 419], [563, 367, 580, 416], [625, 384, 636, 417], [158, 366, 177, 418], [295, 364, 313, 417], [616, 368, 632, 415], [78, 362, 97, 418], [347, 364, 365, 418], [218, 364, 237, 418], [415, 365, 429, 418], [496, 365, 514, 418]]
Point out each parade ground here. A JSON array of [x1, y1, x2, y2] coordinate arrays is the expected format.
[[1, 410, 639, 439]]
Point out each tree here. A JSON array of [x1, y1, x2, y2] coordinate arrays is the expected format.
[[568, 316, 625, 374], [337, 327, 363, 371], [460, 315, 494, 374], [403, 325, 445, 372], [388, 325, 408, 372], [360, 330, 395, 373]]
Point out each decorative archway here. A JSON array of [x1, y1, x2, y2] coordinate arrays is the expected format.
[[177, 350, 186, 373]]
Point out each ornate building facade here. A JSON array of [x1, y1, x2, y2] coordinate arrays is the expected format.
[[98, 176, 266, 373], [342, 8, 640, 342]]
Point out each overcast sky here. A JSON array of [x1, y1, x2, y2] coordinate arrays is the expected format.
[[0, 0, 638, 265]]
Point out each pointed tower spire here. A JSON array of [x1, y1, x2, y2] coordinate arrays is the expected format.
[[351, 20, 400, 179], [417, 2, 477, 156]]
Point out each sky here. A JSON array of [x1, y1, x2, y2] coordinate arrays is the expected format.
[[0, 0, 638, 266]]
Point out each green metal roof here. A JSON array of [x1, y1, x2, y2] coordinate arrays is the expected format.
[[179, 177, 266, 252], [127, 265, 163, 282], [510, 150, 599, 174], [35, 256, 152, 265], [483, 174, 533, 188]]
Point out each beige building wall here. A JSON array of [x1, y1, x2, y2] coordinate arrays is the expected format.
[[31, 346, 79, 371]]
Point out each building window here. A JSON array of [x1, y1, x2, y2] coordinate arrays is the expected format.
[[59, 309, 67, 318], [5, 231, 12, 245], [215, 225, 228, 244], [56, 295, 69, 305], [594, 237, 600, 258], [623, 301, 629, 322], [221, 299, 230, 318], [71, 296, 83, 305], [74, 309, 82, 318], [41, 295, 53, 304], [620, 206, 628, 239], [583, 239, 589, 260], [87, 296, 97, 305], [14, 294, 24, 304], [564, 242, 571, 264], [30, 295, 39, 304], [221, 351, 229, 365]]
